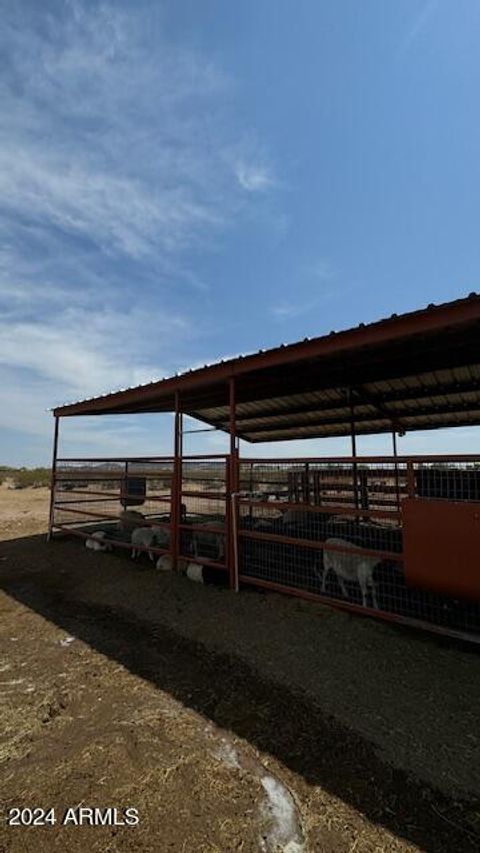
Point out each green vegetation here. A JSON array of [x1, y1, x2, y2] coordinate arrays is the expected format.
[[0, 467, 51, 489]]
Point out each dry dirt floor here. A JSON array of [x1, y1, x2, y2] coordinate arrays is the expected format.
[[1, 487, 480, 852]]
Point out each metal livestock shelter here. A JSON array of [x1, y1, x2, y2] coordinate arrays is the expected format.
[[49, 293, 480, 642]]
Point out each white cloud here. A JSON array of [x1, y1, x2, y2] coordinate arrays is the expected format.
[[0, 295, 195, 402], [270, 287, 337, 322], [310, 259, 336, 281], [234, 161, 275, 192], [0, 147, 222, 259], [398, 0, 438, 54], [271, 301, 306, 321], [0, 3, 276, 260], [0, 2, 278, 459]]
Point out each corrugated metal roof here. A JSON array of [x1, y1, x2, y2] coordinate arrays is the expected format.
[[53, 293, 480, 441]]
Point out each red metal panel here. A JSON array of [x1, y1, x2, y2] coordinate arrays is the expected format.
[[228, 376, 240, 591], [172, 391, 182, 571], [403, 497, 480, 599], [47, 416, 59, 541]]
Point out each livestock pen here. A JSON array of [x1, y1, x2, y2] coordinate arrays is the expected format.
[[48, 294, 480, 642]]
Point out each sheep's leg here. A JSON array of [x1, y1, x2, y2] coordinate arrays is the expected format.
[[370, 581, 379, 610], [321, 565, 329, 593], [358, 566, 373, 608], [131, 548, 137, 560], [313, 555, 323, 583], [336, 575, 349, 600]]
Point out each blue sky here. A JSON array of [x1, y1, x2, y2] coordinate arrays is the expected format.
[[1, 0, 480, 465]]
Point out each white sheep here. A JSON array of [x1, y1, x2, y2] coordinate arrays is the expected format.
[[154, 526, 170, 549], [155, 555, 199, 576], [156, 554, 173, 572], [253, 519, 274, 532], [192, 520, 225, 562], [317, 537, 380, 609], [85, 530, 110, 552], [186, 563, 205, 583], [131, 526, 157, 561], [156, 554, 203, 580]]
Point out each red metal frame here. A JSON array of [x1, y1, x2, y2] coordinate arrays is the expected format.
[[52, 294, 480, 420], [47, 416, 59, 542], [45, 292, 480, 643], [241, 454, 480, 463], [228, 376, 240, 591], [55, 489, 171, 502], [171, 391, 182, 571], [238, 499, 401, 521]]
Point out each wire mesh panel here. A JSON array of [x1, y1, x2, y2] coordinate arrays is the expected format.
[[179, 456, 228, 570], [52, 457, 174, 559], [412, 460, 480, 501], [238, 456, 480, 640]]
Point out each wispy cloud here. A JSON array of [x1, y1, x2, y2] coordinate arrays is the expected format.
[[271, 301, 310, 321], [271, 294, 339, 321], [398, 0, 438, 54], [0, 4, 230, 260], [234, 161, 275, 192], [309, 259, 336, 281], [225, 137, 276, 192], [0, 146, 222, 259], [0, 1, 278, 458], [270, 258, 338, 321], [0, 307, 180, 399]]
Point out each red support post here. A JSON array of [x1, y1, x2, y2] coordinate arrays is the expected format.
[[228, 376, 240, 591], [172, 391, 183, 570], [47, 416, 60, 541], [349, 389, 359, 512], [392, 430, 401, 511], [406, 460, 415, 498]]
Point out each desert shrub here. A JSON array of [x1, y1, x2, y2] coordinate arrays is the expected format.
[[4, 467, 51, 489]]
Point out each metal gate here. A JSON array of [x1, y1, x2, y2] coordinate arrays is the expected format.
[[50, 456, 175, 561], [49, 454, 230, 571]]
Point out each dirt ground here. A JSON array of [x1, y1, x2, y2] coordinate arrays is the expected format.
[[1, 488, 480, 852]]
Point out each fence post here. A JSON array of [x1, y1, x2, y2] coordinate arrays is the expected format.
[[228, 376, 239, 590], [231, 490, 240, 592], [304, 462, 310, 504], [359, 468, 369, 513], [122, 459, 129, 509], [349, 389, 360, 520], [47, 416, 60, 542], [172, 391, 182, 570], [406, 460, 415, 498], [392, 430, 401, 511]]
